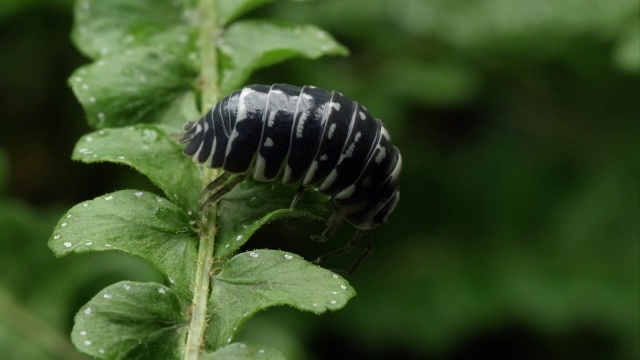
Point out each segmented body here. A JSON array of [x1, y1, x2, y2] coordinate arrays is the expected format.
[[180, 84, 401, 231]]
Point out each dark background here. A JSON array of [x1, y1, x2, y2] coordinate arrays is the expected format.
[[0, 0, 638, 359]]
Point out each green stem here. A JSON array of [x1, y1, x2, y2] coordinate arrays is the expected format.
[[184, 0, 219, 359]]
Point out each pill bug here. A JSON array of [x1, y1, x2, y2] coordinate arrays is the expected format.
[[179, 84, 401, 271]]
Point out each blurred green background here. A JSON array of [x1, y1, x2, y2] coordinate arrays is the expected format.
[[0, 0, 638, 359]]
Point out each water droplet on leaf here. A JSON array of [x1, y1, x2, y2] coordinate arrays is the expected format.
[[247, 196, 264, 208]]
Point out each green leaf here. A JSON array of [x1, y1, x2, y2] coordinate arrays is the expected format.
[[72, 281, 187, 359], [69, 44, 199, 129], [204, 342, 286, 360], [73, 125, 202, 214], [218, 0, 312, 26], [72, 0, 197, 59], [218, 0, 273, 26], [613, 19, 640, 73], [206, 250, 356, 349], [219, 20, 348, 94], [215, 178, 331, 258], [48, 190, 197, 297]]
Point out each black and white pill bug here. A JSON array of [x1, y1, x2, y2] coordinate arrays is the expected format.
[[179, 84, 401, 271]]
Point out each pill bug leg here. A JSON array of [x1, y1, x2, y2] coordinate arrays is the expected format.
[[313, 230, 372, 274], [289, 185, 306, 210], [199, 173, 247, 212], [346, 231, 373, 275], [201, 172, 231, 197], [311, 211, 343, 242]]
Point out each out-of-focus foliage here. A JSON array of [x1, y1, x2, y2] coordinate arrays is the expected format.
[[0, 0, 638, 359]]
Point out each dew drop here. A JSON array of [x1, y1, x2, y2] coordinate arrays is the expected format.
[[247, 196, 264, 208], [103, 293, 112, 299], [99, 349, 105, 354], [227, 337, 232, 343], [85, 242, 93, 246], [168, 277, 175, 284], [105, 244, 112, 247], [158, 287, 166, 294], [312, 303, 318, 307], [340, 285, 347, 290], [85, 136, 93, 142], [84, 307, 91, 315], [124, 284, 130, 290], [63, 242, 72, 248], [235, 235, 243, 241], [84, 340, 92, 346], [79, 331, 87, 336], [104, 195, 113, 201], [330, 300, 337, 305], [54, 235, 60, 240], [135, 191, 143, 197], [284, 254, 293, 260], [61, 222, 68, 227], [235, 218, 252, 231], [88, 96, 96, 103], [142, 129, 158, 143], [81, 83, 90, 91], [332, 274, 339, 279], [97, 112, 106, 122], [249, 252, 259, 258], [258, 349, 265, 354], [117, 156, 126, 160], [331, 291, 338, 295]]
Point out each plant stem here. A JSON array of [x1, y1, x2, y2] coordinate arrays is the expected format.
[[184, 0, 219, 359]]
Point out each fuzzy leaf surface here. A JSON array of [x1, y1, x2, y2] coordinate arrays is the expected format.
[[72, 281, 187, 359], [215, 179, 331, 258], [73, 125, 202, 214], [206, 250, 356, 349], [204, 342, 286, 360], [72, 0, 197, 59], [69, 44, 199, 129], [48, 190, 197, 297], [219, 20, 348, 94]]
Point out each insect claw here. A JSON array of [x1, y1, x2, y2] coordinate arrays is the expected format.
[[289, 185, 306, 210]]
